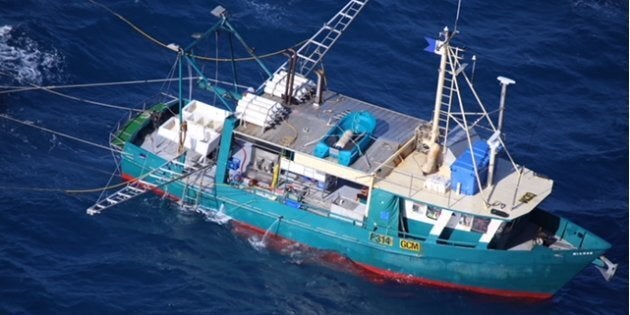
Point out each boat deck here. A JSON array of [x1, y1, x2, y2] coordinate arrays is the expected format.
[[376, 152, 554, 219], [234, 90, 424, 174], [232, 89, 553, 220], [135, 88, 552, 220]]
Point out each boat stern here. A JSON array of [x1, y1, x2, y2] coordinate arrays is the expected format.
[[110, 100, 178, 150]]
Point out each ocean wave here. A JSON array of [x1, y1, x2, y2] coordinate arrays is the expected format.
[[233, 0, 292, 28], [0, 25, 64, 85], [572, 0, 627, 19]]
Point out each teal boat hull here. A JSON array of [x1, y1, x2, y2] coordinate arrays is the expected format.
[[118, 140, 607, 299]]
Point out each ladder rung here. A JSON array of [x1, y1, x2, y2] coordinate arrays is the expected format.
[[340, 12, 353, 20], [309, 40, 329, 50], [321, 36, 337, 46], [297, 54, 317, 64], [311, 50, 325, 58], [148, 175, 168, 182], [127, 186, 145, 193], [322, 25, 342, 34]]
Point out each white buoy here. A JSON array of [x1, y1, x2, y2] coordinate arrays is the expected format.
[[334, 130, 354, 149]]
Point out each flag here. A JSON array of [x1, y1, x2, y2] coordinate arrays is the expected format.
[[424, 37, 443, 55]]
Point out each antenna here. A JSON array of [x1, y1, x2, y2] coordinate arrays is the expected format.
[[470, 55, 477, 84], [453, 0, 463, 33]]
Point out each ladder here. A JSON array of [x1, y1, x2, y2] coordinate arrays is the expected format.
[[274, 0, 370, 78], [437, 45, 465, 147], [86, 181, 148, 215], [86, 155, 188, 215], [178, 164, 214, 211]]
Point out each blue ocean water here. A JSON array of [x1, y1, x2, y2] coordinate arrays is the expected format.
[[0, 0, 627, 314]]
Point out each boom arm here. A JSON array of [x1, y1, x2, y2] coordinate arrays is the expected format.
[[273, 0, 370, 78]]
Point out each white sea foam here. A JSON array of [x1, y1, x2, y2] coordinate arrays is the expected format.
[[0, 25, 11, 37], [572, 0, 623, 19], [0, 25, 64, 85], [203, 204, 232, 225], [177, 202, 232, 225], [247, 236, 266, 251], [237, 0, 289, 28]]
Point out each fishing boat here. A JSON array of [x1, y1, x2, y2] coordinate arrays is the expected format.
[[86, 0, 616, 298]]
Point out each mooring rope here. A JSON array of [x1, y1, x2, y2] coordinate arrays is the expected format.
[[0, 71, 144, 112], [0, 160, 222, 196], [0, 76, 218, 95], [0, 113, 123, 154], [0, 181, 128, 194], [87, 0, 307, 62]]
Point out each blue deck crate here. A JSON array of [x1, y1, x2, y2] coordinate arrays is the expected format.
[[451, 141, 490, 195]]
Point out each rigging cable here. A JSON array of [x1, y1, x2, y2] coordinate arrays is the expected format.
[[0, 113, 123, 154], [0, 76, 226, 95], [453, 0, 463, 34], [86, 0, 308, 62], [0, 71, 143, 112], [0, 183, 124, 194]]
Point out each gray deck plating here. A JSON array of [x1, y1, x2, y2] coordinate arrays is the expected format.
[[234, 90, 425, 173]]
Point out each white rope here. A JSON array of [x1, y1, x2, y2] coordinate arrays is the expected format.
[[0, 76, 204, 94], [0, 71, 143, 112], [0, 113, 125, 154], [38, 86, 144, 112], [0, 76, 253, 94]]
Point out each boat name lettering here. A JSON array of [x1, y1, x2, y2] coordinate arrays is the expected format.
[[399, 239, 421, 252], [369, 233, 393, 246], [572, 251, 593, 256]]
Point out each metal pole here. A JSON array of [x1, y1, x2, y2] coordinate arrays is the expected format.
[[429, 27, 449, 144], [178, 51, 183, 125], [228, 32, 239, 94], [178, 50, 186, 155], [486, 77, 514, 188], [224, 20, 273, 78], [315, 69, 325, 106], [497, 76, 515, 134]]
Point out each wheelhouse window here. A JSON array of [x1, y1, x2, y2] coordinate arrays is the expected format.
[[426, 206, 441, 220], [471, 217, 491, 233], [412, 203, 427, 216], [458, 214, 473, 228]]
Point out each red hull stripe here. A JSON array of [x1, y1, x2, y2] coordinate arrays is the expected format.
[[123, 173, 553, 300], [353, 261, 552, 300]]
